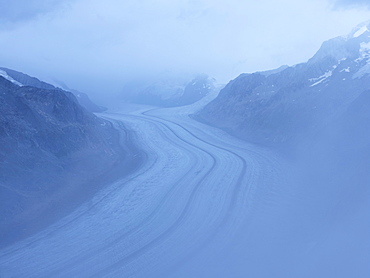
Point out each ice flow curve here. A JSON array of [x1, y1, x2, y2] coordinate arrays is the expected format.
[[0, 105, 282, 278]]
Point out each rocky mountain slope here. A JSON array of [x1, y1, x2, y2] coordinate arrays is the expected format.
[[196, 21, 370, 148], [0, 75, 125, 246], [0, 67, 106, 112], [196, 22, 370, 251]]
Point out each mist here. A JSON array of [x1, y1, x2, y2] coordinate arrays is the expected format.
[[1, 0, 370, 99], [1, 1, 370, 277]]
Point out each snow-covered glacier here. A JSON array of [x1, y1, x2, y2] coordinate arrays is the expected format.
[[1, 20, 370, 278], [0, 103, 284, 277], [1, 101, 368, 278]]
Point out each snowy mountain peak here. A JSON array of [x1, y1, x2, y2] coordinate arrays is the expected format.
[[353, 25, 369, 38], [308, 21, 370, 65], [197, 20, 370, 146], [348, 20, 370, 39]]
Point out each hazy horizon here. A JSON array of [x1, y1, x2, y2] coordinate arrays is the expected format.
[[1, 0, 370, 100], [1, 1, 369, 277]]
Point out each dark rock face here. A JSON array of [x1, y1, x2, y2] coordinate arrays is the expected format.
[[196, 23, 370, 147], [0, 76, 122, 246], [0, 77, 109, 158], [0, 67, 106, 112]]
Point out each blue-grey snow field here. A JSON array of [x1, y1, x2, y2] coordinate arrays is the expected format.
[[0, 21, 369, 278]]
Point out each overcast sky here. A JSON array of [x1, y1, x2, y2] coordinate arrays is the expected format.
[[0, 0, 370, 97]]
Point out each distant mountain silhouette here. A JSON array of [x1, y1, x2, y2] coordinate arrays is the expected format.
[[122, 74, 217, 107]]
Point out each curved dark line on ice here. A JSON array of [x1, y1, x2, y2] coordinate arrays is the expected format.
[[44, 112, 218, 277], [92, 110, 250, 277]]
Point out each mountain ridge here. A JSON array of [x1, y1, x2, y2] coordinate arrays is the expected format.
[[196, 20, 370, 147], [0, 67, 106, 113]]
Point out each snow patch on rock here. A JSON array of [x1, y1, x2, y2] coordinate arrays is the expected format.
[[353, 25, 369, 38], [309, 70, 333, 87], [0, 69, 23, 86], [353, 42, 370, 78]]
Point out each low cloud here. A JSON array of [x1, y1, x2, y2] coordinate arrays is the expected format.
[[332, 0, 370, 9], [0, 0, 72, 26], [1, 0, 370, 98]]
